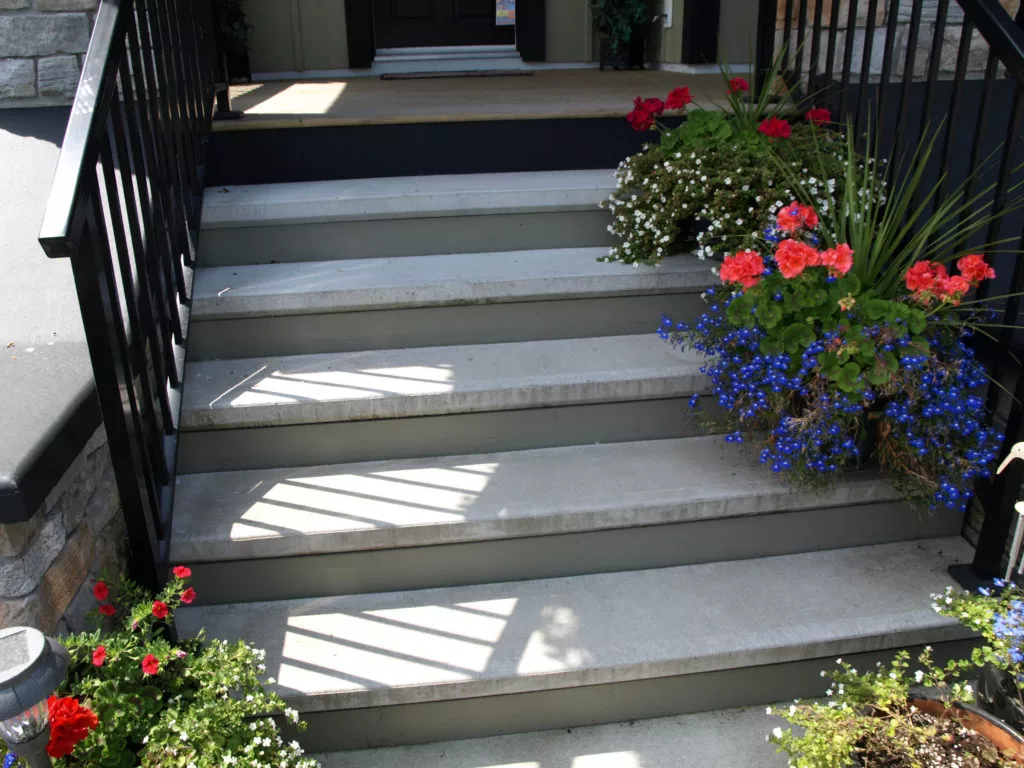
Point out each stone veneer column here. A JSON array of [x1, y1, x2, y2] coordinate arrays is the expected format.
[[0, 0, 97, 107], [0, 427, 127, 634]]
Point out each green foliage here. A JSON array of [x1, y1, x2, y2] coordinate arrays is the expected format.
[[214, 0, 250, 57], [41, 573, 318, 768], [768, 651, 984, 768], [589, 0, 651, 53], [604, 122, 847, 265], [784, 120, 1024, 297]]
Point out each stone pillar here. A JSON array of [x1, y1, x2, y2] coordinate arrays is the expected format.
[[0, 427, 127, 634], [0, 0, 97, 107]]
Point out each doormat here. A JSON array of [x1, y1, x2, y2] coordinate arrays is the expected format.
[[381, 70, 535, 80]]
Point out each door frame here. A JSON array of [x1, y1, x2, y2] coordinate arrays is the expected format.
[[344, 0, 546, 67]]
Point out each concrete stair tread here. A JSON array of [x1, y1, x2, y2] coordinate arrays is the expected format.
[[201, 170, 616, 229], [170, 435, 901, 562], [181, 335, 705, 430], [176, 537, 973, 713], [191, 250, 711, 320], [313, 706, 788, 768]]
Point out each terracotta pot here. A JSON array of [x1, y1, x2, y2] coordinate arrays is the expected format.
[[910, 696, 1024, 763]]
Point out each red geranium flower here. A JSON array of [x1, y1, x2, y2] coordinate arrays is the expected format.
[[758, 116, 792, 139], [626, 97, 667, 131], [666, 86, 692, 110], [92, 581, 108, 601], [905, 260, 948, 294], [940, 275, 972, 303], [819, 244, 854, 276], [956, 254, 996, 284], [805, 107, 832, 126], [151, 600, 169, 619], [91, 646, 106, 667], [180, 587, 196, 605], [776, 202, 819, 233], [720, 250, 765, 289], [172, 565, 192, 580], [774, 239, 820, 279], [46, 696, 98, 758], [727, 77, 749, 95], [97, 604, 116, 617], [141, 654, 160, 676]]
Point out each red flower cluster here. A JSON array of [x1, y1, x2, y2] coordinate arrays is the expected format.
[[820, 244, 854, 276], [666, 86, 692, 110], [172, 565, 192, 579], [720, 250, 765, 289], [905, 254, 995, 304], [758, 116, 791, 139], [727, 77, 749, 95], [774, 239, 821, 279], [46, 696, 98, 758], [776, 202, 819, 233], [627, 88, 691, 131], [805, 107, 831, 126]]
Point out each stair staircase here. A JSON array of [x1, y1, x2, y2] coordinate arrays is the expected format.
[[174, 169, 975, 763]]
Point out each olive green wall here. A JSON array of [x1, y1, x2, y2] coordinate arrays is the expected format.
[[245, 0, 350, 73]]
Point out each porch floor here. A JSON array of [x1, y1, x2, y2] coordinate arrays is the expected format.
[[218, 70, 725, 130]]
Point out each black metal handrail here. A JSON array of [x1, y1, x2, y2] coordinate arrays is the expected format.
[[757, 0, 1024, 582], [39, 0, 218, 588]]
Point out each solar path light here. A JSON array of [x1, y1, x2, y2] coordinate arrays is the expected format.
[[0, 627, 69, 768]]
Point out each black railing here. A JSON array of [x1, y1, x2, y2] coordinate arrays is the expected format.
[[39, 0, 218, 589], [757, 0, 1024, 581]]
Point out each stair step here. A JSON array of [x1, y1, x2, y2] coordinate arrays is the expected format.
[[191, 250, 708, 320], [170, 435, 962, 604], [197, 171, 616, 266], [202, 170, 615, 229], [176, 537, 974, 751], [171, 436, 903, 563], [313, 706, 789, 768], [188, 250, 710, 358], [181, 335, 704, 431]]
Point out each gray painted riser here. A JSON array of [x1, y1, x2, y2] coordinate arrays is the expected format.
[[176, 397, 713, 474], [288, 641, 977, 752], [189, 502, 961, 604], [187, 293, 702, 360], [198, 211, 615, 267]]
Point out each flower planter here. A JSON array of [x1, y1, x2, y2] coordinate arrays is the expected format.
[[599, 23, 650, 70], [910, 696, 1024, 763]]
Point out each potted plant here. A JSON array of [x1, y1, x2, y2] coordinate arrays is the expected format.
[[214, 0, 251, 83], [0, 570, 318, 767], [602, 53, 847, 266], [767, 581, 1024, 766], [767, 649, 1024, 766], [659, 116, 1024, 512], [591, 0, 653, 70]]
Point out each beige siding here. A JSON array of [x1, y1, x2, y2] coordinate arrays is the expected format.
[[546, 0, 591, 62], [298, 0, 349, 70], [718, 0, 758, 63], [245, 0, 349, 74]]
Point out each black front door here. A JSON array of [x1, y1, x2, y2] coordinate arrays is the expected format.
[[373, 0, 515, 48]]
